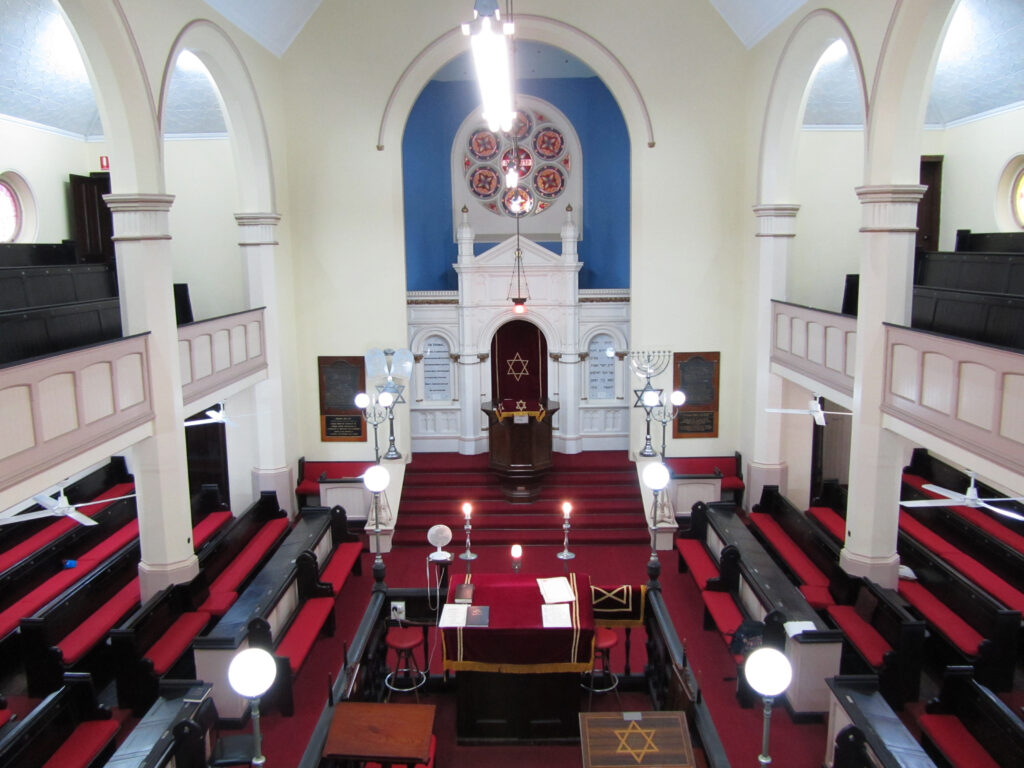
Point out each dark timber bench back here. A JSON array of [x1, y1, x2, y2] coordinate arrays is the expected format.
[[103, 681, 214, 768]]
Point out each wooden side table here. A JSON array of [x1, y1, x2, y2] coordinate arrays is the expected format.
[[323, 701, 435, 767], [579, 711, 696, 768]]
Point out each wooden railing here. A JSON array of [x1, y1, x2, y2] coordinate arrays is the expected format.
[[883, 324, 1024, 477], [179, 308, 267, 407], [0, 334, 153, 496], [771, 301, 856, 398]]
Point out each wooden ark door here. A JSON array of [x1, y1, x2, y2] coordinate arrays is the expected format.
[[490, 319, 548, 406]]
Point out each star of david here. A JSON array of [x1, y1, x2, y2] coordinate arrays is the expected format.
[[376, 381, 406, 405], [506, 353, 530, 381], [614, 720, 659, 764], [515, 399, 527, 411], [633, 381, 663, 410]]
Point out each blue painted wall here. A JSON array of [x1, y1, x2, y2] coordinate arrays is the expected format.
[[402, 76, 630, 291]]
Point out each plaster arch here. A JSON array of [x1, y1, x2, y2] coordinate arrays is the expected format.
[[410, 327, 460, 354], [758, 9, 868, 204], [58, 0, 163, 193], [160, 20, 276, 213], [864, 0, 957, 186], [376, 14, 654, 154], [478, 307, 563, 361], [581, 326, 627, 355]]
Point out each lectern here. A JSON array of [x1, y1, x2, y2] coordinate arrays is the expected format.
[[485, 400, 558, 502]]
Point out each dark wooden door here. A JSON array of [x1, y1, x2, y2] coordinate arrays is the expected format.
[[69, 172, 115, 263], [916, 156, 943, 251]]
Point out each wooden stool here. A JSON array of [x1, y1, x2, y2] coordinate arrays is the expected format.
[[384, 625, 427, 700], [582, 627, 621, 708]]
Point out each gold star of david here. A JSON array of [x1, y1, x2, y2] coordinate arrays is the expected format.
[[614, 720, 659, 764], [515, 399, 527, 411], [506, 353, 530, 381]]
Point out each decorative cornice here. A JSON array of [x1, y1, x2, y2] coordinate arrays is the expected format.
[[752, 203, 800, 237], [105, 194, 175, 241], [856, 184, 927, 233]]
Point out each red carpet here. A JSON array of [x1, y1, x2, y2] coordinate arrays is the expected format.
[[255, 540, 830, 767]]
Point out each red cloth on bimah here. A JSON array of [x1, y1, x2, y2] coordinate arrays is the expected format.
[[441, 572, 594, 674]]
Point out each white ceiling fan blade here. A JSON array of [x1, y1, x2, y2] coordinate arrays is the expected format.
[[765, 408, 813, 415], [72, 493, 137, 508], [980, 501, 1024, 522], [65, 509, 98, 526], [812, 410, 826, 426], [920, 483, 965, 501], [900, 498, 960, 508], [184, 417, 220, 427], [0, 510, 59, 526], [32, 493, 59, 510]]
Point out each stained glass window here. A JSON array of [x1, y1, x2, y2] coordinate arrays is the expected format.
[[0, 181, 20, 242], [1013, 167, 1024, 228], [465, 107, 571, 219]]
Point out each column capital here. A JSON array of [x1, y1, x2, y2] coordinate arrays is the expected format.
[[856, 184, 927, 233], [235, 212, 281, 246], [104, 193, 175, 241], [752, 203, 800, 237]]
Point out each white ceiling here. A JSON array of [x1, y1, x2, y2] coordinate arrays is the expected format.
[[0, 0, 1021, 139]]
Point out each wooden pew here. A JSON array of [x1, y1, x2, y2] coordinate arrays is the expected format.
[[824, 675, 934, 768], [194, 506, 357, 721], [665, 451, 744, 511], [295, 457, 375, 517], [896, 532, 1019, 692], [102, 681, 214, 768], [690, 501, 843, 716], [917, 665, 1024, 768], [20, 526, 141, 697], [0, 673, 119, 768], [824, 578, 925, 709], [0, 297, 122, 364]]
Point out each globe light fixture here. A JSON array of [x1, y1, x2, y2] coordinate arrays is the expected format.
[[744, 647, 793, 767], [641, 461, 672, 560], [363, 464, 391, 564], [227, 647, 277, 767]]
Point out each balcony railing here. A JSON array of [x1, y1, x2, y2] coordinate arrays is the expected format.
[[179, 308, 267, 407], [884, 324, 1024, 476], [0, 334, 153, 494], [771, 301, 856, 397]]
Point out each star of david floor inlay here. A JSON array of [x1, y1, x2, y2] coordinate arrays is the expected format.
[[615, 720, 660, 763], [506, 352, 530, 381]]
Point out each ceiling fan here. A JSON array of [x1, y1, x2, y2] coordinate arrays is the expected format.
[[0, 488, 136, 527], [766, 396, 851, 426], [184, 403, 230, 428], [900, 472, 1024, 522]]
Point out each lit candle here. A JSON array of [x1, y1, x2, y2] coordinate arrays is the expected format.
[[511, 543, 522, 560], [562, 501, 572, 520], [462, 502, 473, 520]]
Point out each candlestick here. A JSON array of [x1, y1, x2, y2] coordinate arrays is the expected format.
[[460, 502, 477, 561]]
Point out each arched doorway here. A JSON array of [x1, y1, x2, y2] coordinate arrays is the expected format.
[[490, 319, 548, 408]]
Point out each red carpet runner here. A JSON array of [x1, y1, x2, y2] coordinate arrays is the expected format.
[[394, 451, 650, 546]]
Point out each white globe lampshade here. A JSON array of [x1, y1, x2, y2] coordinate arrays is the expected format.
[[354, 392, 371, 409], [744, 647, 792, 697], [642, 390, 661, 407], [378, 391, 395, 408], [228, 647, 277, 698], [670, 390, 686, 407], [363, 464, 390, 493], [642, 461, 670, 492]]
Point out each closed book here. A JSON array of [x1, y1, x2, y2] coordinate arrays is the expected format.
[[466, 605, 489, 626], [454, 583, 475, 604]]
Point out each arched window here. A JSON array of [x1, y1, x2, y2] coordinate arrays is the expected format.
[[587, 333, 617, 400], [422, 335, 452, 401], [0, 180, 21, 242]]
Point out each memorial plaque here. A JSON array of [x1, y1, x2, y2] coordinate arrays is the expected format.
[[673, 352, 720, 438], [318, 356, 367, 442]]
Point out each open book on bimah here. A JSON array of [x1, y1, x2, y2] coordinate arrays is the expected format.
[[438, 603, 490, 628], [541, 603, 572, 628], [536, 576, 576, 604]]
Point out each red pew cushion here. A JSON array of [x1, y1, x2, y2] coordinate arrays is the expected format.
[[701, 590, 743, 638], [0, 565, 93, 639], [749, 513, 830, 586], [898, 580, 984, 656], [0, 709, 10, 729], [60, 578, 141, 664], [903, 473, 1024, 552], [676, 539, 719, 589], [826, 604, 892, 668], [321, 542, 362, 593], [192, 510, 232, 549], [41, 719, 120, 768], [807, 506, 845, 541], [78, 519, 140, 565], [198, 590, 236, 617], [799, 584, 834, 609], [145, 611, 210, 675], [918, 713, 999, 768], [207, 518, 289, 594], [277, 597, 334, 675]]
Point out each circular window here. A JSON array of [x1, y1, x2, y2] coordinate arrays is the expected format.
[[464, 106, 571, 219], [0, 181, 20, 242], [1013, 167, 1024, 228]]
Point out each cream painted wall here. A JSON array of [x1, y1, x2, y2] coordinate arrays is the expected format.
[[164, 138, 245, 320], [923, 107, 1024, 250], [0, 119, 101, 243], [791, 130, 865, 312]]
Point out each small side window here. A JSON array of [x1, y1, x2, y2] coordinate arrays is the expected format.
[[0, 180, 20, 242], [1012, 167, 1024, 228]]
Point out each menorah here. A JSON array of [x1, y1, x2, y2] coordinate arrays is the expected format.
[[629, 351, 673, 458]]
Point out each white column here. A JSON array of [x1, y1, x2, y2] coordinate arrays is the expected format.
[[106, 194, 198, 600], [840, 185, 926, 588], [747, 204, 798, 509], [236, 213, 294, 518], [555, 205, 582, 452]]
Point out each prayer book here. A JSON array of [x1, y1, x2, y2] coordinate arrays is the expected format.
[[537, 576, 576, 604], [454, 582, 475, 604], [438, 603, 468, 628], [541, 603, 572, 628], [466, 605, 490, 626]]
